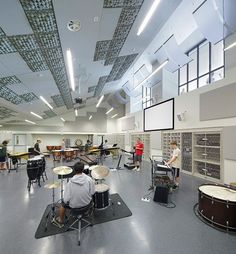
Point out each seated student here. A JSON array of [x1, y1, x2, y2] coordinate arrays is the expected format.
[[58, 162, 95, 224], [0, 141, 7, 170], [84, 140, 92, 153]]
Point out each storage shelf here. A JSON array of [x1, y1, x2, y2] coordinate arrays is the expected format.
[[194, 145, 220, 149], [194, 159, 221, 166]]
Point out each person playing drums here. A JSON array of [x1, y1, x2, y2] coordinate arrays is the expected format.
[[58, 162, 95, 225]]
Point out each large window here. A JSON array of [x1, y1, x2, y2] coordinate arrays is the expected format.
[[178, 40, 224, 94], [142, 86, 152, 109]]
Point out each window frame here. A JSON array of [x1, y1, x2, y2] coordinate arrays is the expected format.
[[178, 39, 225, 94]]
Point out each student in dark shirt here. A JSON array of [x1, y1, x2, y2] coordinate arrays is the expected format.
[[34, 140, 41, 155], [0, 140, 8, 170]]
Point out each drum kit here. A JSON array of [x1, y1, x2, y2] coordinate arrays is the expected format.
[[44, 164, 111, 230]]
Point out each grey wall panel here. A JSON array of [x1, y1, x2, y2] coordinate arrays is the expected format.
[[223, 126, 236, 160], [200, 83, 236, 121], [150, 131, 162, 150], [121, 116, 135, 131]]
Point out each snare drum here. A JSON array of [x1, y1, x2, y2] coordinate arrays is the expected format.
[[198, 184, 236, 232], [93, 184, 110, 209]]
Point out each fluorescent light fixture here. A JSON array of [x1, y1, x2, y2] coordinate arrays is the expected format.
[[96, 95, 104, 108], [106, 107, 114, 114], [111, 113, 118, 119], [25, 119, 36, 125], [30, 111, 43, 119], [137, 0, 161, 36], [40, 96, 53, 110], [89, 115, 92, 120], [134, 60, 169, 90], [224, 41, 236, 51], [60, 117, 65, 122], [66, 48, 75, 91], [75, 109, 78, 116]]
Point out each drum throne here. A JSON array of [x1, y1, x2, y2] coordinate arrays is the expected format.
[[66, 201, 94, 246]]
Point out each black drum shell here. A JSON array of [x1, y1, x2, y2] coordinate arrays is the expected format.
[[198, 184, 236, 231]]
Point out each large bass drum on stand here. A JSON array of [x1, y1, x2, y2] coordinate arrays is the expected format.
[[197, 184, 236, 232]]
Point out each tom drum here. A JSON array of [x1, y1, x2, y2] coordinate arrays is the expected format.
[[93, 184, 110, 209]]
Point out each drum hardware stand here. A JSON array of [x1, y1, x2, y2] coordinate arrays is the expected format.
[[44, 169, 61, 231]]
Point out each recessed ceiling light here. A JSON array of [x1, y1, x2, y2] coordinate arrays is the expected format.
[[60, 117, 65, 122], [224, 41, 236, 51], [75, 109, 78, 116], [66, 49, 75, 92], [96, 95, 104, 108], [30, 111, 43, 119], [40, 96, 53, 110], [89, 115, 92, 120], [0, 125, 2, 127], [106, 107, 114, 114], [25, 119, 36, 125], [111, 114, 118, 119], [137, 0, 161, 36]]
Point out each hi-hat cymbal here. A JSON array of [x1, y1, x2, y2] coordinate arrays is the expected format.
[[44, 182, 60, 189], [91, 165, 109, 179], [53, 166, 73, 175]]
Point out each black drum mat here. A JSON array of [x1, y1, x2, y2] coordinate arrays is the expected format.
[[35, 193, 132, 239]]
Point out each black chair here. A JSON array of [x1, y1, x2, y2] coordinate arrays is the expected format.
[[67, 201, 93, 246]]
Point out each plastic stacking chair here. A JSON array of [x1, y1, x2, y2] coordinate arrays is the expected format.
[[67, 201, 93, 246]]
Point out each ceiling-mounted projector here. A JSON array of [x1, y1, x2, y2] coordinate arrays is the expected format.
[[75, 97, 83, 104]]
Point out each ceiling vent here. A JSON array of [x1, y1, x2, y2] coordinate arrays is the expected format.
[[67, 19, 81, 32]]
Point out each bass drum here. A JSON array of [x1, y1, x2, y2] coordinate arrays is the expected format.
[[93, 184, 110, 209], [198, 184, 236, 232]]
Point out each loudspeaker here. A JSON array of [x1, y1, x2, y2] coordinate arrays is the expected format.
[[153, 185, 169, 204]]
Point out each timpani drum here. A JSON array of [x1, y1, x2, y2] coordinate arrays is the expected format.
[[198, 184, 236, 232], [93, 184, 110, 209]]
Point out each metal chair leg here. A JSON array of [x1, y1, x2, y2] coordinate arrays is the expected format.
[[78, 216, 81, 246]]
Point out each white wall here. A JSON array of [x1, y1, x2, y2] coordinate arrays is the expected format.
[[175, 65, 236, 130]]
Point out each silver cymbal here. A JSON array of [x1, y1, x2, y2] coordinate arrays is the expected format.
[[44, 182, 60, 189], [53, 166, 73, 175], [91, 165, 109, 179]]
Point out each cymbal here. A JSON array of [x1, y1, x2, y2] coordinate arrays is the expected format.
[[44, 182, 60, 189], [91, 165, 109, 179], [53, 166, 73, 175]]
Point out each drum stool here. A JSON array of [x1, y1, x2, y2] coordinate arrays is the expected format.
[[67, 201, 93, 246]]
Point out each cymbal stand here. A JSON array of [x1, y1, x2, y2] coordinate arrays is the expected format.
[[44, 168, 61, 231]]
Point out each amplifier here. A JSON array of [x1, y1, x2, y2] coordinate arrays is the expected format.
[[153, 185, 169, 204]]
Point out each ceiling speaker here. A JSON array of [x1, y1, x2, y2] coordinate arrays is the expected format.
[[67, 19, 81, 32]]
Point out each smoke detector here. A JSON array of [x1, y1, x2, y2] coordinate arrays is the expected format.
[[67, 19, 81, 32]]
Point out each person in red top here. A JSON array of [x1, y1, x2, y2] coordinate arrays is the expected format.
[[133, 137, 144, 172]]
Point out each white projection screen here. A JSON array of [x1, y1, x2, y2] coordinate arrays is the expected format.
[[144, 98, 174, 132]]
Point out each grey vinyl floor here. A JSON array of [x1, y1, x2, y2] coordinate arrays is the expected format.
[[0, 157, 235, 254]]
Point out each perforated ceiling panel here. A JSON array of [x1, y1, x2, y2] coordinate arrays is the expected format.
[[20, 92, 38, 102], [17, 0, 73, 109], [43, 109, 57, 119], [0, 86, 23, 105], [51, 94, 65, 107], [0, 76, 21, 86], [0, 27, 5, 36], [94, 76, 108, 97], [93, 0, 143, 96]]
